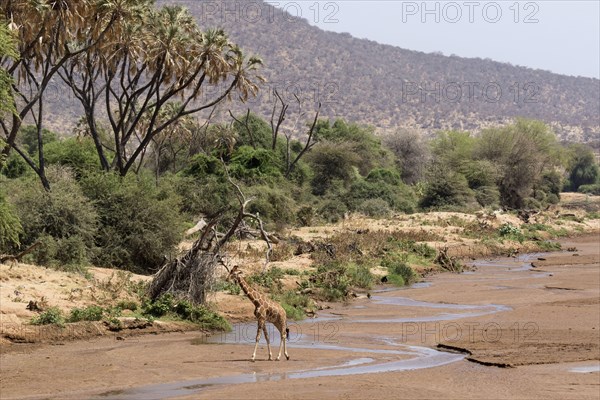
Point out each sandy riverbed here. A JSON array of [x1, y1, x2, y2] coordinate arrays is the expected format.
[[1, 233, 598, 399]]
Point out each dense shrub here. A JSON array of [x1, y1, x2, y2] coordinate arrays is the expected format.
[[248, 266, 285, 292], [346, 178, 416, 213], [296, 206, 315, 227], [276, 290, 313, 320], [366, 168, 402, 186], [79, 172, 184, 273], [318, 199, 348, 223], [578, 184, 600, 195], [477, 120, 560, 209], [44, 137, 100, 177], [461, 160, 499, 189], [1, 151, 29, 178], [142, 293, 230, 331], [420, 169, 475, 210], [307, 141, 360, 195], [173, 175, 233, 217], [231, 112, 273, 149], [310, 261, 375, 301], [18, 125, 58, 156], [358, 198, 391, 218], [474, 186, 501, 208], [246, 185, 296, 227], [68, 306, 104, 322], [31, 307, 65, 326], [229, 146, 282, 182], [565, 144, 599, 191], [182, 153, 225, 177], [6, 166, 98, 268], [381, 254, 418, 286]]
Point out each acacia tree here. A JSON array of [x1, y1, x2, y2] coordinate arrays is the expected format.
[[270, 90, 321, 178], [60, 4, 263, 176], [383, 128, 430, 184], [1, 0, 137, 189], [476, 119, 561, 209]]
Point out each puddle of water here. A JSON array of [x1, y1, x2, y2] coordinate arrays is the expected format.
[[91, 344, 463, 400], [569, 364, 600, 373], [354, 296, 510, 323], [372, 281, 432, 294]]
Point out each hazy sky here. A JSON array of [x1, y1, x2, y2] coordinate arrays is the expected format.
[[275, 1, 600, 79]]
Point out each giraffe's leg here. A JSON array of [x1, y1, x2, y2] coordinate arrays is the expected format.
[[252, 320, 263, 362], [276, 328, 284, 361], [276, 325, 289, 360], [284, 329, 289, 360], [263, 325, 272, 361]]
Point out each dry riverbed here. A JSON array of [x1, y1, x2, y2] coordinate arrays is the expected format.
[[1, 233, 598, 400]]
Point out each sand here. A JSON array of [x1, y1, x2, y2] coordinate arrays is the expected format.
[[1, 233, 598, 399]]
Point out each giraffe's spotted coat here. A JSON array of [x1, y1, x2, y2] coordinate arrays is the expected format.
[[227, 266, 289, 361]]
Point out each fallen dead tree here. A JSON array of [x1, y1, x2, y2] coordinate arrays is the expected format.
[[0, 241, 42, 265], [147, 175, 272, 305], [435, 247, 464, 273]]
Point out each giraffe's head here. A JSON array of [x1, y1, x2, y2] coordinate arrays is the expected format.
[[226, 265, 243, 282]]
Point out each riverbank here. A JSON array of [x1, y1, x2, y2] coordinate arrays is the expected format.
[[1, 233, 598, 399]]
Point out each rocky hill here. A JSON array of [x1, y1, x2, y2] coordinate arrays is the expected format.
[[43, 0, 600, 144]]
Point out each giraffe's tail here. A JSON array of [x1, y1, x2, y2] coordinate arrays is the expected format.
[[286, 327, 290, 340]]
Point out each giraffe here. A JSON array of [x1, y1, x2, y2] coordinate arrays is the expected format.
[[226, 265, 289, 362]]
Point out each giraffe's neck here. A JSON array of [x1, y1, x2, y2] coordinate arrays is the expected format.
[[236, 276, 262, 306]]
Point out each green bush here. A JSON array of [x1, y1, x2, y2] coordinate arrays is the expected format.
[[68, 306, 104, 322], [18, 125, 58, 156], [498, 223, 525, 242], [382, 254, 418, 286], [79, 173, 184, 273], [6, 167, 98, 268], [346, 263, 374, 289], [248, 267, 285, 292], [182, 154, 225, 178], [420, 169, 475, 210], [277, 290, 313, 321], [231, 112, 273, 149], [281, 303, 305, 321], [498, 223, 520, 236], [213, 280, 241, 295], [366, 168, 402, 186], [311, 262, 350, 301], [1, 152, 29, 178], [579, 184, 600, 195], [141, 294, 230, 331], [229, 146, 282, 182], [565, 144, 599, 191], [116, 300, 138, 311], [310, 261, 374, 300], [474, 186, 500, 208], [174, 175, 233, 217], [44, 137, 100, 177], [246, 185, 297, 227], [307, 141, 360, 195], [461, 160, 499, 189], [358, 198, 391, 218], [318, 199, 348, 223], [345, 179, 416, 214], [31, 307, 65, 326], [296, 206, 315, 227]]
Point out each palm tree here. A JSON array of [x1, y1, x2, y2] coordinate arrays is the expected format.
[[0, 0, 138, 189]]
